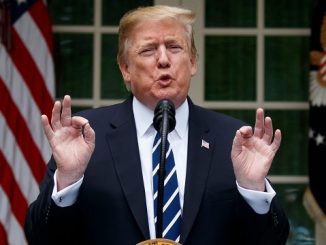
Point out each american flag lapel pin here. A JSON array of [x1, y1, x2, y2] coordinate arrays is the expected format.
[[201, 139, 209, 149]]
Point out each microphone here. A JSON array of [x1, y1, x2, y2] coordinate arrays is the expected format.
[[153, 99, 176, 238], [153, 99, 176, 134]]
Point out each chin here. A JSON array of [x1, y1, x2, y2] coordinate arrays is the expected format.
[[152, 91, 185, 108]]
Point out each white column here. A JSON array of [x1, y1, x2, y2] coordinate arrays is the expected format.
[[316, 223, 326, 245], [181, 0, 205, 106]]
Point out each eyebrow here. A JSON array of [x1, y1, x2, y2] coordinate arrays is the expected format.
[[133, 35, 187, 52], [140, 37, 184, 46]]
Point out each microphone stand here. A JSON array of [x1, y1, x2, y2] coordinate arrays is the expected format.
[[153, 100, 176, 238], [156, 109, 168, 238]]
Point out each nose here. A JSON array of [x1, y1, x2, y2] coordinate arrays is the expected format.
[[157, 46, 170, 68]]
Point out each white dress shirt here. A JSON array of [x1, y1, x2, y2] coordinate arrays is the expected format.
[[52, 97, 276, 239]]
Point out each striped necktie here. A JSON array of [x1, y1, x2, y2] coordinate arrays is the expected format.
[[152, 132, 182, 242]]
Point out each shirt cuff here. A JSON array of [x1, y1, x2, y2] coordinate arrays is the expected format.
[[236, 179, 276, 214], [51, 170, 84, 207]]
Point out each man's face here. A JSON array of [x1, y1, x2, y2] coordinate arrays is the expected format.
[[119, 18, 197, 110]]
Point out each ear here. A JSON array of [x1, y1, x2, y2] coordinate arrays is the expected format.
[[190, 55, 198, 77], [119, 60, 131, 79]]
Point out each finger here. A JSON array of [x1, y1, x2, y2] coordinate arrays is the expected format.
[[239, 126, 253, 138], [262, 116, 273, 144], [50, 100, 62, 130], [253, 108, 264, 138], [232, 130, 244, 157], [71, 116, 89, 131], [231, 126, 253, 157], [83, 122, 95, 147], [271, 129, 282, 152], [41, 115, 55, 145], [61, 95, 72, 127]]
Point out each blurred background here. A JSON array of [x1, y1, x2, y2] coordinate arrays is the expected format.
[[1, 0, 324, 244]]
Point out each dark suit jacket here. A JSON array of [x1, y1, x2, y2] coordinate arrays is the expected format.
[[25, 96, 289, 245]]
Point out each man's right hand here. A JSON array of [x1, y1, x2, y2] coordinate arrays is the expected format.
[[41, 95, 95, 191]]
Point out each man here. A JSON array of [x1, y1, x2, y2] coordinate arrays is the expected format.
[[25, 5, 289, 245]]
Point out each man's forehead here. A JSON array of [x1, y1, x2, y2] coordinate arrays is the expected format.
[[139, 35, 184, 43], [131, 27, 188, 44], [131, 19, 186, 34]]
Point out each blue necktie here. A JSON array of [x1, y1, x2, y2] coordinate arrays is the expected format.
[[152, 132, 182, 242]]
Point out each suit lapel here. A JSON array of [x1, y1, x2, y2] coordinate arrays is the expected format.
[[105, 97, 150, 239], [180, 100, 214, 243]]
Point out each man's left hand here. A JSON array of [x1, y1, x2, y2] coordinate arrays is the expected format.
[[231, 108, 281, 192]]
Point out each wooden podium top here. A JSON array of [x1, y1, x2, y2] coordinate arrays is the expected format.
[[137, 239, 181, 245]]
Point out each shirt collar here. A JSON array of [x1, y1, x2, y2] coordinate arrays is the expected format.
[[133, 97, 189, 139]]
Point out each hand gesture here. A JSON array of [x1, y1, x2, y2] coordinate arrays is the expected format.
[[42, 95, 95, 190], [231, 108, 281, 191]]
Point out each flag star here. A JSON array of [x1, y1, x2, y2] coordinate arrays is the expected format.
[[309, 128, 314, 138], [315, 133, 325, 146]]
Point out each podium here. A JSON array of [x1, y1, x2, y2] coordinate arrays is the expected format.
[[137, 238, 181, 245]]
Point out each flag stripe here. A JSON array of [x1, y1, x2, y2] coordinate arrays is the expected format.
[[0, 223, 8, 245], [0, 78, 46, 182], [14, 11, 55, 95], [0, 187, 27, 245], [9, 28, 53, 118], [0, 46, 51, 163], [28, 0, 53, 53], [0, 113, 39, 204], [0, 151, 29, 226], [0, 1, 54, 243]]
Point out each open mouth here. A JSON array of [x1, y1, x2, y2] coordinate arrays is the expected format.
[[159, 74, 172, 81], [157, 74, 173, 86]]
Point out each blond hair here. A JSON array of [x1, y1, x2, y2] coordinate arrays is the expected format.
[[117, 5, 197, 65]]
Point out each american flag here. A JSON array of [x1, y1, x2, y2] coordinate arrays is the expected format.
[[201, 139, 209, 149], [307, 0, 326, 213], [0, 0, 54, 244], [304, 0, 326, 230]]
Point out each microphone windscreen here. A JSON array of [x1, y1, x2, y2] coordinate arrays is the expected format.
[[153, 99, 176, 133]]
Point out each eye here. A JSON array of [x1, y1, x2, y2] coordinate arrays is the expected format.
[[139, 47, 156, 57], [168, 45, 182, 53]]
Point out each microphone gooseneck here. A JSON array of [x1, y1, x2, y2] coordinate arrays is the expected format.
[[153, 99, 176, 238]]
